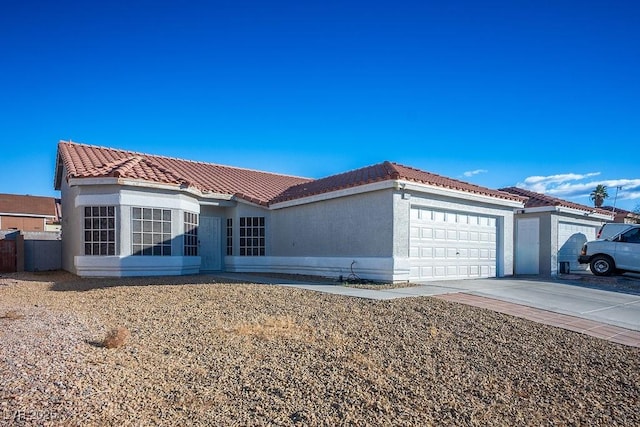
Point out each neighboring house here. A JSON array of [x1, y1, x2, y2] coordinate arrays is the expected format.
[[54, 141, 525, 281], [0, 193, 61, 232], [500, 187, 613, 276], [600, 206, 640, 224]]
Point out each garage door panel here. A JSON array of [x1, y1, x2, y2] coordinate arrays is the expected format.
[[410, 206, 497, 281], [433, 229, 446, 239], [434, 266, 446, 277]]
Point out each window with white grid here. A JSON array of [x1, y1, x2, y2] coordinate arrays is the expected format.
[[84, 206, 116, 255], [184, 212, 198, 256], [132, 207, 172, 256], [239, 216, 265, 256]]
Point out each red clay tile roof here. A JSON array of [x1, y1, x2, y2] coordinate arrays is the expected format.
[[272, 161, 524, 204], [499, 187, 611, 215], [56, 141, 523, 206], [601, 206, 633, 215], [56, 141, 312, 206], [0, 193, 59, 218]]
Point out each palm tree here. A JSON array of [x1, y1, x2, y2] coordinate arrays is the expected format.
[[589, 184, 608, 207]]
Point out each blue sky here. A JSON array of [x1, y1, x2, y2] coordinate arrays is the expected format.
[[1, 0, 638, 211]]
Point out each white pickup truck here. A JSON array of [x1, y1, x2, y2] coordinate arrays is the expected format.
[[578, 224, 640, 276]]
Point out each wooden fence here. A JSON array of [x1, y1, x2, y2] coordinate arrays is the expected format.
[[0, 239, 17, 272]]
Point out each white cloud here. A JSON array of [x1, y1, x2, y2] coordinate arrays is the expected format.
[[520, 172, 600, 186], [517, 173, 640, 204], [463, 169, 488, 178]]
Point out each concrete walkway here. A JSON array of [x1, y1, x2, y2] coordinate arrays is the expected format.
[[214, 273, 640, 348]]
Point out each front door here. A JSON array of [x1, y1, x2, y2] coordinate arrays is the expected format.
[[199, 216, 222, 271]]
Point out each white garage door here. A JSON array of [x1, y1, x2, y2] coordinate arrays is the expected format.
[[557, 222, 597, 272], [410, 207, 497, 281]]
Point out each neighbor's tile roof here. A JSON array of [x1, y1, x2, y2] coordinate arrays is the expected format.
[[56, 141, 312, 206], [0, 193, 59, 218], [56, 141, 524, 206], [601, 206, 633, 215], [272, 161, 524, 203], [499, 187, 611, 215]]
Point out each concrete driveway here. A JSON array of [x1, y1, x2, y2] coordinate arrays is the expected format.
[[412, 277, 640, 332]]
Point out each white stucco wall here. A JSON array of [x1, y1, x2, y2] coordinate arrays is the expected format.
[[63, 175, 204, 277], [227, 184, 519, 282], [59, 175, 81, 274], [512, 210, 608, 276], [60, 169, 520, 282], [225, 189, 395, 280], [270, 189, 393, 257]]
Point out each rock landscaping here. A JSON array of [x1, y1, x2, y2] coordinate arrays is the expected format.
[[1, 272, 638, 426]]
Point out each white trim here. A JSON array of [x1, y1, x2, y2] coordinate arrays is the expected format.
[[75, 193, 120, 207], [0, 212, 55, 218], [200, 199, 236, 207], [75, 191, 200, 211], [402, 181, 524, 208], [69, 177, 127, 187], [235, 198, 270, 208], [225, 256, 407, 282], [120, 192, 200, 211], [74, 256, 201, 277], [270, 181, 392, 209], [270, 180, 524, 210], [68, 177, 235, 202], [520, 205, 612, 220], [68, 176, 525, 211]]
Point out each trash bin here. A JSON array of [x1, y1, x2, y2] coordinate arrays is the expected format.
[[559, 261, 570, 274]]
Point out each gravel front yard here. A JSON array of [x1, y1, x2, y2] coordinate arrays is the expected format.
[[1, 272, 638, 426]]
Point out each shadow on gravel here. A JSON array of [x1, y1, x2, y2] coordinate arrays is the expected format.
[[49, 274, 245, 292], [0, 270, 245, 292]]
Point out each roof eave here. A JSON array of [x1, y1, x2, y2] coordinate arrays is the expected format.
[[520, 205, 614, 220], [270, 179, 525, 209], [402, 181, 525, 208], [0, 212, 56, 219], [54, 152, 64, 191], [270, 180, 394, 209], [67, 177, 208, 198]]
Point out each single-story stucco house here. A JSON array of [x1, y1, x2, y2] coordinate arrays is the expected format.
[[54, 140, 527, 281], [600, 206, 640, 224], [0, 193, 61, 232], [500, 187, 613, 276]]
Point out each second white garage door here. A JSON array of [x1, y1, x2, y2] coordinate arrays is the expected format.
[[410, 207, 497, 281], [557, 222, 597, 272]]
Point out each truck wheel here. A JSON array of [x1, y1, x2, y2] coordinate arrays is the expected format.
[[590, 255, 615, 276]]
